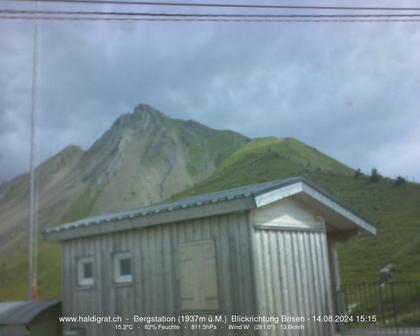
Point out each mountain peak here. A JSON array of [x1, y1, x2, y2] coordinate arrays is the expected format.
[[133, 103, 165, 119], [109, 104, 167, 133]]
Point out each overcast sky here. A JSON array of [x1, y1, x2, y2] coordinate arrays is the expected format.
[[1, 0, 419, 182]]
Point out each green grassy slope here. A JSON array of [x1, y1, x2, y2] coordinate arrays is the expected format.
[[174, 137, 420, 283], [0, 242, 61, 301], [2, 136, 418, 300]]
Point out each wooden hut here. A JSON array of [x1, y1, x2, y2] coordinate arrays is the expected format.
[[45, 177, 376, 336]]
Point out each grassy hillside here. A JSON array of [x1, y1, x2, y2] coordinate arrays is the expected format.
[[0, 242, 61, 300], [2, 135, 418, 300], [174, 137, 420, 283]]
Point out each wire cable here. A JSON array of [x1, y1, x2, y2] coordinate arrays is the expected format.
[[3, 0, 420, 11], [2, 15, 420, 22], [4, 9, 420, 18]]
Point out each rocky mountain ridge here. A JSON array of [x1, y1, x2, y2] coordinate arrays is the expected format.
[[0, 104, 250, 299], [3, 103, 406, 300]]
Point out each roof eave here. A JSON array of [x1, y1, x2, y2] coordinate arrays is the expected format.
[[254, 180, 377, 236], [44, 196, 256, 242], [45, 177, 377, 242]]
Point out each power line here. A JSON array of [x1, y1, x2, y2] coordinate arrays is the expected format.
[[2, 15, 420, 22], [4, 9, 420, 18], [3, 0, 420, 11]]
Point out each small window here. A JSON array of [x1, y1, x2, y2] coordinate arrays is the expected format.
[[114, 252, 133, 283], [77, 256, 94, 286]]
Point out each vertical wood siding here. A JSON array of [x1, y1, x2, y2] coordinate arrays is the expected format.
[[62, 211, 255, 336], [62, 202, 335, 336], [252, 229, 334, 336]]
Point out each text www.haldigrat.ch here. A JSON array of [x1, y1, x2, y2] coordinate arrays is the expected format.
[[59, 315, 122, 324]]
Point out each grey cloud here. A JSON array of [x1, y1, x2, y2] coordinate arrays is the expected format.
[[1, 3, 420, 181]]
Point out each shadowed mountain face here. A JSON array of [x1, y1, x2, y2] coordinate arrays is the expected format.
[[74, 104, 249, 214], [0, 104, 249, 226]]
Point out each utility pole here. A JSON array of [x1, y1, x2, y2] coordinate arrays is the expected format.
[[28, 0, 39, 301]]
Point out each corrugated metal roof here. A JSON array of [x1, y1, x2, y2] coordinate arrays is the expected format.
[[44, 176, 376, 237], [0, 300, 60, 324], [45, 177, 302, 234]]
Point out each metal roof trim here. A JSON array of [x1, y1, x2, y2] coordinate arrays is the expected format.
[[0, 300, 60, 325], [43, 176, 377, 240], [44, 178, 297, 237]]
